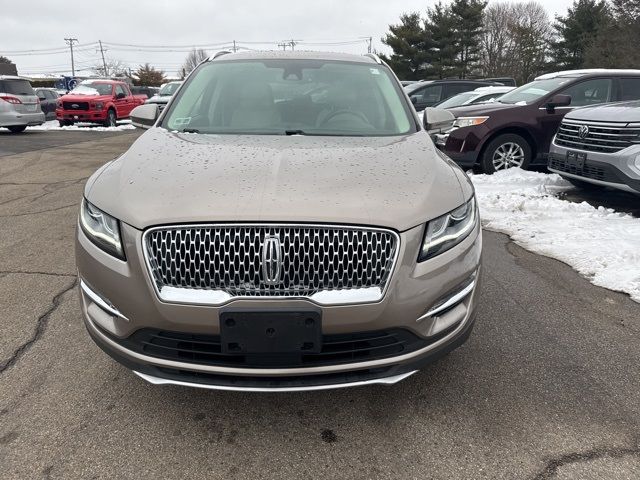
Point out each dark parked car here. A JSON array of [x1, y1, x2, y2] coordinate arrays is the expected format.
[[130, 86, 159, 99], [35, 88, 59, 120], [405, 79, 502, 111], [436, 69, 640, 173]]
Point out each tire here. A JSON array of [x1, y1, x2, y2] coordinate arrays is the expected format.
[[564, 177, 605, 190], [480, 133, 532, 174], [104, 109, 117, 127], [58, 120, 73, 127], [7, 126, 27, 133]]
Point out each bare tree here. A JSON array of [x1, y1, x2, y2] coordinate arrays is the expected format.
[[481, 1, 552, 84], [181, 48, 208, 77], [92, 58, 128, 77]]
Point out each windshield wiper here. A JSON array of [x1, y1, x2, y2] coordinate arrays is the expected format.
[[285, 129, 306, 136], [182, 128, 200, 133]]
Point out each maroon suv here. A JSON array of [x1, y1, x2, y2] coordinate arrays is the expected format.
[[436, 69, 640, 173]]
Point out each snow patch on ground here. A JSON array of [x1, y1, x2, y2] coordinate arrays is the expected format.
[[27, 120, 135, 132], [470, 168, 640, 303]]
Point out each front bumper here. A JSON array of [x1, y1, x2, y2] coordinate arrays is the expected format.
[[549, 142, 640, 193], [77, 220, 482, 391], [0, 109, 45, 127], [56, 109, 107, 122], [437, 126, 488, 168]]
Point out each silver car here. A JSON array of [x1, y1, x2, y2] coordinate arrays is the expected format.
[[76, 51, 482, 392], [549, 101, 640, 194], [0, 76, 45, 132]]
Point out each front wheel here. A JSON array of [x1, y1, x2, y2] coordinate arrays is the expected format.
[[104, 109, 117, 127], [7, 126, 27, 133], [480, 134, 532, 174], [58, 120, 73, 127]]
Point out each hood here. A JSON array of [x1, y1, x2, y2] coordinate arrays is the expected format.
[[61, 93, 112, 102], [448, 101, 524, 117], [565, 101, 640, 124], [86, 128, 467, 232], [145, 96, 170, 104]]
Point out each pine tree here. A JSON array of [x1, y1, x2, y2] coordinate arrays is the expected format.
[[550, 0, 612, 69], [381, 13, 430, 80], [133, 64, 166, 87], [450, 0, 487, 78], [425, 2, 458, 79]]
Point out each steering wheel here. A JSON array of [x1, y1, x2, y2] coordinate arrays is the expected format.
[[320, 109, 370, 126]]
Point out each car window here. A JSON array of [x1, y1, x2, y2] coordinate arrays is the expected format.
[[559, 78, 612, 107], [435, 92, 477, 109], [115, 85, 127, 97], [410, 85, 442, 105], [0, 79, 35, 95], [619, 78, 640, 101], [44, 90, 55, 100], [500, 78, 575, 105], [163, 59, 415, 136], [446, 84, 474, 97]]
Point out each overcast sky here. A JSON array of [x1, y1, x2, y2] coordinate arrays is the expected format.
[[2, 0, 575, 77]]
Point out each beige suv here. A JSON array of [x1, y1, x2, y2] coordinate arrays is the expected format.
[[76, 51, 482, 392]]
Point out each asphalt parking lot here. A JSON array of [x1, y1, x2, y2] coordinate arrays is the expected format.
[[1, 131, 639, 479]]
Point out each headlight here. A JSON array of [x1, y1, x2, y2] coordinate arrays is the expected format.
[[79, 199, 125, 260], [95, 102, 103, 109], [419, 198, 477, 261], [453, 117, 489, 128]]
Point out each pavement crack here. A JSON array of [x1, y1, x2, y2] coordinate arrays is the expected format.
[[0, 203, 76, 218], [531, 442, 640, 479], [0, 278, 77, 375], [0, 270, 75, 278]]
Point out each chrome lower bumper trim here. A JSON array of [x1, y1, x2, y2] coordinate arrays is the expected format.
[[418, 277, 476, 320], [80, 279, 129, 321], [133, 370, 418, 392]]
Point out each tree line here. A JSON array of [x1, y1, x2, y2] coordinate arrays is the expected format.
[[381, 0, 640, 85]]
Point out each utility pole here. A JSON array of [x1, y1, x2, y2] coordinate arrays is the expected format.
[[64, 37, 78, 77], [232, 40, 237, 53], [98, 40, 108, 76], [278, 42, 288, 51], [367, 36, 372, 54], [289, 39, 298, 51]]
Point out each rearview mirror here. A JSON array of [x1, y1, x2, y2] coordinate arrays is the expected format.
[[545, 94, 571, 112], [130, 104, 159, 129], [423, 107, 455, 133]]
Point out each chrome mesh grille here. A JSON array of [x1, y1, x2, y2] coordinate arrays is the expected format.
[[144, 225, 398, 298], [555, 120, 640, 153]]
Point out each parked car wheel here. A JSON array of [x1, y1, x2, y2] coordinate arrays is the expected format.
[[104, 109, 117, 127], [7, 126, 27, 133], [480, 134, 531, 173], [58, 120, 73, 127], [564, 177, 605, 190]]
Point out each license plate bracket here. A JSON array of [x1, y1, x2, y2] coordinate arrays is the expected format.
[[220, 311, 322, 354], [566, 150, 587, 169]]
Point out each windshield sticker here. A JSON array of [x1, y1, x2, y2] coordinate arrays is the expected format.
[[173, 117, 192, 126], [370, 68, 381, 75]]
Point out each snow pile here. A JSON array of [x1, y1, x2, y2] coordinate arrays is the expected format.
[[470, 168, 640, 303], [27, 120, 135, 132]]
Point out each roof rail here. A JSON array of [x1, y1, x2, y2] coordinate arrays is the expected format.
[[364, 53, 382, 64], [208, 50, 233, 61]]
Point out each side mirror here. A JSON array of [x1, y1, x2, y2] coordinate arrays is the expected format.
[[545, 94, 571, 112], [130, 104, 159, 129], [38, 95, 46, 101], [423, 107, 455, 133], [116, 92, 126, 100]]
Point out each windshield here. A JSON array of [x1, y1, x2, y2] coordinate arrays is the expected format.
[[163, 59, 414, 136], [499, 77, 575, 105], [0, 79, 35, 96], [159, 82, 181, 96], [404, 82, 431, 94], [436, 92, 477, 109], [71, 82, 113, 96]]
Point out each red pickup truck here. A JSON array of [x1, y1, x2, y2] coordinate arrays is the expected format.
[[56, 80, 146, 127]]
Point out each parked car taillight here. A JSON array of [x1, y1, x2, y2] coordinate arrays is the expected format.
[[0, 96, 22, 105]]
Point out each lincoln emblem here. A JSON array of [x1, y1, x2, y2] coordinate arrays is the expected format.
[[261, 236, 282, 286]]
